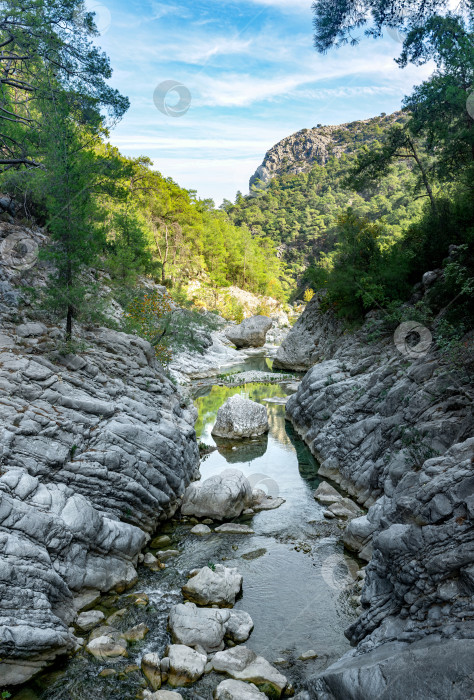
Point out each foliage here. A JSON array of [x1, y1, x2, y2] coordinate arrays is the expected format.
[[311, 0, 469, 53], [123, 289, 174, 365], [0, 0, 128, 169], [303, 288, 315, 302]]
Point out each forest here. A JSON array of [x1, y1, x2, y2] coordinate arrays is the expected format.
[[0, 0, 285, 345]]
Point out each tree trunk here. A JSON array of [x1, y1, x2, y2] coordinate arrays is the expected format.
[[66, 305, 73, 340], [407, 136, 438, 216]]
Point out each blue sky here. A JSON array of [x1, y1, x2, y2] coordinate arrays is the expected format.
[[89, 0, 437, 205]]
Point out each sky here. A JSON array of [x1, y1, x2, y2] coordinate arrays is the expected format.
[[88, 0, 439, 205]]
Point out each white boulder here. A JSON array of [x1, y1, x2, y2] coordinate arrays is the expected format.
[[181, 468, 253, 519], [211, 646, 288, 696], [182, 564, 243, 607], [212, 395, 269, 439], [165, 644, 207, 687], [214, 679, 267, 699], [225, 316, 273, 348]]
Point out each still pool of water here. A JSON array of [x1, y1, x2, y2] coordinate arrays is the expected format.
[[15, 381, 357, 700]]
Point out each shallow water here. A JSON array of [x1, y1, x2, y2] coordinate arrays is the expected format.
[[16, 365, 357, 700]]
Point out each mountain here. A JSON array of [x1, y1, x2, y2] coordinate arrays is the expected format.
[[249, 112, 405, 190], [227, 111, 422, 284]]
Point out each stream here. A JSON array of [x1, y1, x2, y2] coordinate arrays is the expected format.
[[16, 353, 358, 700]]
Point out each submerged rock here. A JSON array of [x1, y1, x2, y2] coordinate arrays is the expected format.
[[214, 523, 254, 535], [212, 395, 269, 439], [225, 316, 273, 348], [181, 469, 253, 520], [182, 564, 243, 607]]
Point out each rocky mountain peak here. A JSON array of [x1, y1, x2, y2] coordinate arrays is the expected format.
[[249, 112, 404, 191]]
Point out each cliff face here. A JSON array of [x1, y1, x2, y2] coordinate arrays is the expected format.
[[249, 112, 403, 190], [0, 235, 200, 684], [283, 293, 474, 698]]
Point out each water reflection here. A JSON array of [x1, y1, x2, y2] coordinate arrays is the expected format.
[[214, 434, 269, 464]]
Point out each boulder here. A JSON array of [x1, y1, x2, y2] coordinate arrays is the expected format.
[[211, 646, 288, 697], [313, 481, 342, 505], [165, 644, 207, 687], [181, 469, 253, 520], [168, 602, 253, 652], [214, 679, 267, 699], [169, 602, 230, 653], [182, 564, 243, 607], [225, 316, 273, 348], [212, 395, 269, 439], [225, 610, 254, 644]]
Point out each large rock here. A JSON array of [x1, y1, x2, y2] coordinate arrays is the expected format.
[[181, 468, 253, 519], [274, 294, 342, 371], [165, 644, 207, 687], [168, 603, 230, 653], [168, 602, 253, 652], [212, 395, 269, 439], [141, 652, 162, 690], [182, 564, 243, 607], [211, 646, 289, 697], [285, 295, 474, 697], [0, 324, 200, 685], [225, 316, 273, 348], [305, 637, 474, 699], [214, 679, 267, 699]]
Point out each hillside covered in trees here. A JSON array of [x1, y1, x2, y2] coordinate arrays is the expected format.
[[0, 0, 285, 346]]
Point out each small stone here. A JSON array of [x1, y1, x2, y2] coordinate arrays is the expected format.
[[202, 518, 214, 524], [141, 652, 162, 690], [182, 564, 243, 607], [323, 510, 335, 519], [86, 635, 128, 659], [107, 607, 128, 624], [99, 668, 117, 677], [121, 623, 149, 642], [313, 481, 342, 505], [157, 549, 180, 561], [298, 649, 318, 660], [150, 535, 172, 548], [190, 524, 212, 535], [143, 552, 161, 571], [75, 610, 105, 632]]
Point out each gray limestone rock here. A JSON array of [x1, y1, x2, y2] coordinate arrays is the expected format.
[[212, 395, 269, 439]]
